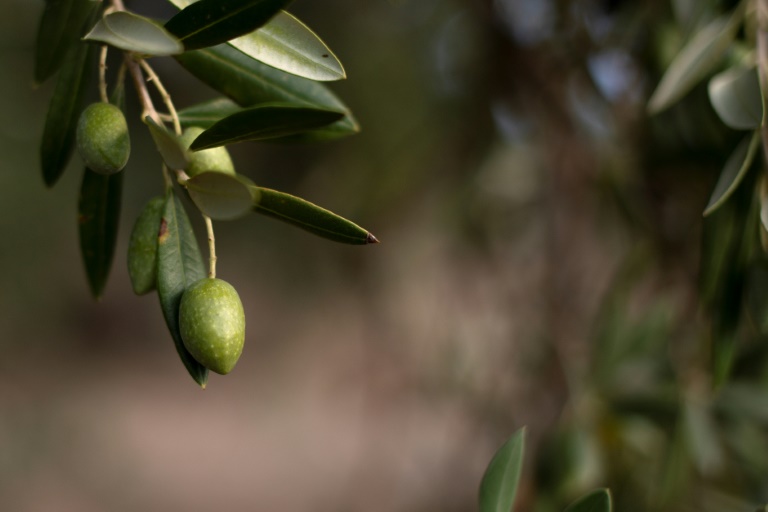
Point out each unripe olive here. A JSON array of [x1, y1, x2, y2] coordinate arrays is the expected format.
[[179, 126, 235, 177], [179, 278, 245, 375], [76, 102, 130, 174]]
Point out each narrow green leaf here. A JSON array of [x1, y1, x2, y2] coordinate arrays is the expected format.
[[648, 10, 742, 114], [683, 399, 724, 475], [479, 427, 526, 512], [190, 104, 344, 150], [177, 97, 242, 129], [186, 172, 255, 220], [564, 489, 612, 512], [165, 0, 293, 51], [34, 0, 98, 84], [84, 11, 184, 56], [708, 66, 763, 129], [156, 192, 209, 387], [78, 168, 122, 299], [251, 187, 378, 244], [174, 43, 359, 140], [704, 131, 760, 216], [40, 5, 98, 187], [144, 117, 190, 170], [128, 196, 165, 295], [230, 11, 345, 82]]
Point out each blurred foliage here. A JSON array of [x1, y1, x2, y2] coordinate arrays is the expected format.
[[6, 0, 768, 511]]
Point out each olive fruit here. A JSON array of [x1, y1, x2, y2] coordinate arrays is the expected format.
[[76, 102, 130, 174], [179, 278, 245, 375], [179, 126, 235, 177]]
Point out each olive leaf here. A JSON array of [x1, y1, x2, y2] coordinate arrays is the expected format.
[[177, 97, 242, 129], [144, 117, 190, 170], [704, 131, 760, 217], [84, 11, 184, 56], [186, 172, 255, 220], [165, 0, 293, 51], [164, 0, 344, 81], [78, 168, 122, 300], [175, 43, 359, 140], [564, 489, 612, 512], [156, 192, 209, 388], [683, 399, 724, 475], [708, 65, 763, 130], [40, 4, 99, 187], [648, 9, 742, 114], [189, 104, 345, 150], [34, 0, 98, 84], [479, 427, 526, 512], [229, 11, 345, 82], [250, 187, 378, 244], [128, 196, 165, 295]]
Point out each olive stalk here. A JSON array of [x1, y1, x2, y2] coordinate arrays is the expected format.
[[205, 215, 217, 279], [139, 59, 182, 136], [98, 45, 109, 103]]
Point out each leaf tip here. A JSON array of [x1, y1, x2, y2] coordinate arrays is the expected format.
[[366, 233, 380, 244]]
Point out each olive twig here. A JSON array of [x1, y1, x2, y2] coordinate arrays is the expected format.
[[139, 60, 182, 136], [204, 215, 217, 279], [124, 55, 162, 125], [98, 45, 109, 103]]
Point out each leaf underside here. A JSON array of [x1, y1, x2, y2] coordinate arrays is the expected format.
[[174, 43, 359, 141], [165, 0, 293, 51], [479, 427, 526, 512], [251, 186, 378, 245]]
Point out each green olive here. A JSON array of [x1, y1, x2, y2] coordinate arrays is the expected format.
[[76, 102, 130, 174], [179, 278, 245, 375], [179, 126, 235, 177]]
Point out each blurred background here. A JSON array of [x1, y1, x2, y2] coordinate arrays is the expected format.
[[2, 0, 768, 511]]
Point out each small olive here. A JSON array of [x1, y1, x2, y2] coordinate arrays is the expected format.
[[76, 102, 130, 174], [179, 278, 245, 375], [179, 126, 235, 177]]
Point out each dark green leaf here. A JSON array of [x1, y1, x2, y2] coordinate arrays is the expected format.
[[648, 10, 742, 114], [564, 489, 612, 512], [144, 117, 191, 170], [708, 66, 763, 129], [156, 192, 209, 387], [40, 5, 99, 187], [177, 97, 242, 129], [84, 11, 184, 56], [230, 11, 345, 82], [34, 0, 98, 84], [165, 0, 292, 51], [704, 131, 760, 216], [186, 172, 255, 220], [251, 187, 378, 244], [174, 43, 359, 140], [78, 168, 122, 299], [128, 196, 165, 295], [479, 427, 526, 512], [190, 104, 344, 149]]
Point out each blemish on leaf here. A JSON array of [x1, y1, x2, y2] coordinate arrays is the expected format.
[[322, 54, 329, 58], [158, 218, 169, 244]]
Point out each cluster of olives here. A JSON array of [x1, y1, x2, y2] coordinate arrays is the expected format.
[[78, 102, 246, 375]]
